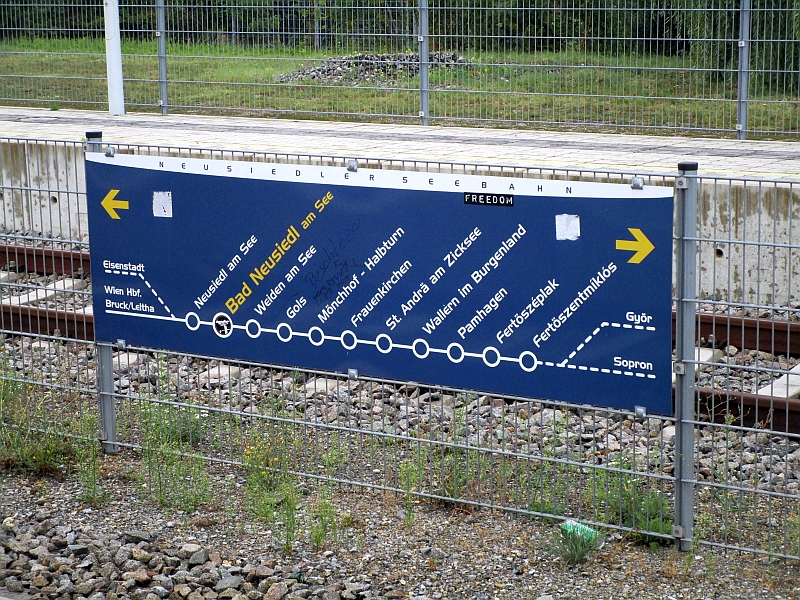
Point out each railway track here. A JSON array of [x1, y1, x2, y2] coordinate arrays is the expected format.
[[1, 243, 800, 430], [0, 243, 94, 341]]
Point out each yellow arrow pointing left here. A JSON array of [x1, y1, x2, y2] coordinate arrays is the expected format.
[[101, 189, 129, 220], [615, 228, 654, 264]]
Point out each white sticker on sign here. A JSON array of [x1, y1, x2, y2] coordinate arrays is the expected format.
[[153, 191, 173, 218], [555, 214, 580, 241]]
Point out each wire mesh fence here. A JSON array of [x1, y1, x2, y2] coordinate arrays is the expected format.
[[1, 136, 800, 562], [1, 2, 799, 137]]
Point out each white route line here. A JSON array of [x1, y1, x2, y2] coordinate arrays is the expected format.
[[106, 310, 181, 322], [103, 309, 658, 379]]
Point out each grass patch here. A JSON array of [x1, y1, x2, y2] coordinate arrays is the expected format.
[[138, 398, 211, 511], [241, 418, 307, 553], [1, 38, 797, 136], [140, 438, 211, 511], [0, 362, 76, 474], [243, 427, 294, 521], [527, 413, 573, 522]]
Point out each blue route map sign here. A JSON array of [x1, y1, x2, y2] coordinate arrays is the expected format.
[[86, 154, 675, 414]]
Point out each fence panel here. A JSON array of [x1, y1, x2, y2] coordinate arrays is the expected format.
[[747, 3, 800, 136], [0, 138, 96, 479], [1, 2, 799, 137], [120, 0, 420, 119], [691, 174, 800, 557], [427, 2, 740, 132], [0, 136, 799, 563], [0, 2, 108, 109]]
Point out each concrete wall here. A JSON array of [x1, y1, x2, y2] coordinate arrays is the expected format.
[[0, 140, 88, 244], [698, 181, 800, 308]]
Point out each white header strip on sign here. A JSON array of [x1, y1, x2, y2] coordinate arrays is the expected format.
[[87, 154, 672, 199]]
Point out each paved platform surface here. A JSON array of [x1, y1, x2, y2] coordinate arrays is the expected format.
[[1, 107, 799, 180]]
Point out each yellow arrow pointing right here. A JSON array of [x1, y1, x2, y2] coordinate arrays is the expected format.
[[101, 189, 129, 220], [616, 228, 654, 264]]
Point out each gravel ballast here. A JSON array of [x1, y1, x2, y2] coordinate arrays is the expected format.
[[276, 53, 468, 86], [2, 463, 799, 600]]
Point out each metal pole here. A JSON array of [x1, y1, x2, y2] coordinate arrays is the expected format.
[[156, 0, 168, 115], [418, 0, 430, 126], [313, 0, 321, 50], [673, 161, 698, 551], [84, 131, 120, 455], [736, 0, 751, 140], [97, 343, 120, 454], [85, 131, 103, 153], [232, 9, 238, 46], [103, 0, 126, 115]]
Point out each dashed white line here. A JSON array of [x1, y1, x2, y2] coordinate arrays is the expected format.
[[562, 320, 659, 376], [137, 273, 174, 317]]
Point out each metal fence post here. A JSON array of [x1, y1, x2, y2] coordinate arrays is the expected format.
[[418, 0, 430, 126], [156, 0, 169, 115], [673, 161, 698, 551], [737, 0, 752, 140], [85, 131, 120, 454], [232, 9, 238, 46], [97, 343, 119, 454], [313, 1, 321, 50], [103, 0, 125, 115]]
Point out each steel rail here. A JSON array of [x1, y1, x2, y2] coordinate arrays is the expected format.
[[0, 303, 93, 341], [0, 243, 92, 276]]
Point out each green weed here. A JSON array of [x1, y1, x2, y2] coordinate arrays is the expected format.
[[0, 366, 75, 474], [241, 419, 306, 555], [399, 459, 419, 528], [139, 397, 210, 511], [136, 356, 208, 447], [529, 413, 572, 521], [74, 414, 109, 507], [309, 488, 338, 551], [242, 420, 299, 515], [431, 447, 475, 501], [140, 401, 207, 447], [592, 454, 673, 545], [790, 513, 800, 558], [322, 431, 347, 477], [141, 440, 210, 511], [280, 479, 299, 555], [547, 525, 601, 565]]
